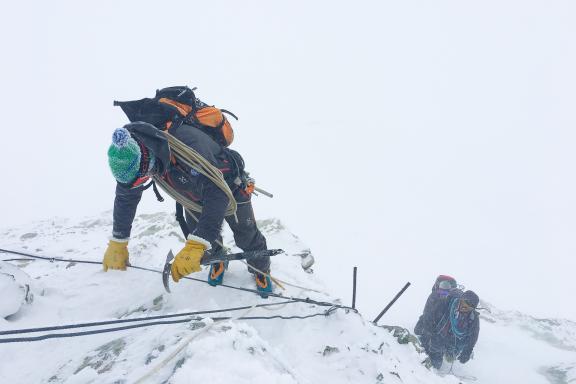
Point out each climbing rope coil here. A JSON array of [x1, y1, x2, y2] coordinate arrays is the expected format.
[[152, 131, 313, 292], [154, 131, 237, 219]]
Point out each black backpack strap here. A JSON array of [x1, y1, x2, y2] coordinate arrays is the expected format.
[[221, 109, 239, 120], [175, 202, 190, 238], [141, 180, 165, 202]]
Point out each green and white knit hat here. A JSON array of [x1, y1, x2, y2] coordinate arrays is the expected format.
[[108, 128, 155, 184]]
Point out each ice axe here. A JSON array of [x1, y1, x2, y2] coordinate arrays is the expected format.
[[162, 248, 284, 293]]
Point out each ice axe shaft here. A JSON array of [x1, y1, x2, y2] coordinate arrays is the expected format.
[[254, 186, 273, 198], [162, 249, 284, 293]]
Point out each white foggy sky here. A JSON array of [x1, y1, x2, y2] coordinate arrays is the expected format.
[[0, 0, 575, 323]]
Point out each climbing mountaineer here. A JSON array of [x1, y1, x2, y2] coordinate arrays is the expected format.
[[103, 86, 273, 297], [414, 275, 458, 345], [415, 286, 480, 369]]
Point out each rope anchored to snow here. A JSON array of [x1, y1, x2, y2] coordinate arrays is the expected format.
[[0, 303, 339, 344], [0, 248, 355, 344], [0, 248, 350, 309]]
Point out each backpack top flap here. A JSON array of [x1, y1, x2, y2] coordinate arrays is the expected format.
[[114, 98, 179, 128], [155, 86, 196, 107], [114, 86, 234, 146]]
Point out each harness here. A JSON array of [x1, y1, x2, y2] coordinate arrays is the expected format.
[[449, 298, 471, 339]]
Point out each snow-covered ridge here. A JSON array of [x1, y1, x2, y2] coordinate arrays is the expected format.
[[480, 301, 576, 352], [477, 302, 576, 384], [2, 213, 576, 384], [0, 212, 457, 384]]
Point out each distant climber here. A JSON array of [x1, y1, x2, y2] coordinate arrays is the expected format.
[[414, 275, 458, 337], [415, 278, 480, 369]]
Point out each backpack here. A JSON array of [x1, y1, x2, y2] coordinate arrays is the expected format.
[[113, 86, 237, 147], [433, 275, 457, 293]]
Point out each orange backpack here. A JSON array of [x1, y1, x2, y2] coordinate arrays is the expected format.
[[114, 86, 237, 147]]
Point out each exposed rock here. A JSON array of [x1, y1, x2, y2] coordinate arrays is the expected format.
[[20, 232, 38, 240], [74, 338, 127, 374], [322, 345, 340, 356], [379, 325, 423, 352]]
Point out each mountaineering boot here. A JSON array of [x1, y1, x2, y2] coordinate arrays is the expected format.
[[255, 272, 273, 298], [208, 262, 227, 286], [429, 352, 443, 369]]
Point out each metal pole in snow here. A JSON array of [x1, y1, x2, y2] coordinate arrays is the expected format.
[[352, 267, 358, 310], [372, 282, 411, 325]]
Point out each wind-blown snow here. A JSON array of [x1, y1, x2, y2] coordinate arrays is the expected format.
[[0, 213, 574, 383]]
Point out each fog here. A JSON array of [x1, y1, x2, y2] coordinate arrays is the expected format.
[[1, 0, 574, 322]]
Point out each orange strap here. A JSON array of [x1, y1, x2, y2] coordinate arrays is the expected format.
[[158, 98, 193, 116], [159, 98, 234, 146], [245, 183, 255, 195]]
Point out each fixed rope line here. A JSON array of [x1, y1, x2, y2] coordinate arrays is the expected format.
[[0, 318, 200, 344], [0, 248, 353, 344], [0, 249, 101, 265], [0, 308, 338, 344], [0, 301, 299, 336], [0, 248, 356, 311]]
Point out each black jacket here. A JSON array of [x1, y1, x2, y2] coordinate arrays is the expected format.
[[414, 290, 450, 336], [112, 122, 236, 244], [419, 290, 480, 361]]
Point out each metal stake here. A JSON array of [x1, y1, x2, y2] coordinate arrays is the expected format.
[[352, 267, 358, 310], [372, 282, 411, 324]]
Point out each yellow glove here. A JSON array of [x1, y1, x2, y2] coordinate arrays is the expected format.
[[103, 239, 129, 271], [171, 235, 210, 282]]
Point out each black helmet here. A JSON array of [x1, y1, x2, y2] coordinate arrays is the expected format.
[[461, 290, 479, 309]]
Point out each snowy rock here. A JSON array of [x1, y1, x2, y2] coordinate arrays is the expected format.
[[540, 362, 576, 384], [379, 325, 423, 350], [0, 261, 34, 318]]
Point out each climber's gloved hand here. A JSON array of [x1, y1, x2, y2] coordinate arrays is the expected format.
[[103, 239, 129, 271], [171, 234, 211, 282]]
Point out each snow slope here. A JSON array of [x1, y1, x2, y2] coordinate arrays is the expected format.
[[473, 302, 576, 383], [0, 213, 574, 384]]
